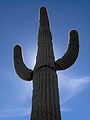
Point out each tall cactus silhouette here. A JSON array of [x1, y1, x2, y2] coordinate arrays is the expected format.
[[13, 7, 79, 120]]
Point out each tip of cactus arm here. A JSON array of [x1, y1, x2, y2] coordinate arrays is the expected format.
[[40, 7, 47, 11], [69, 29, 79, 46], [69, 29, 79, 38], [14, 44, 22, 56], [70, 29, 78, 34], [14, 44, 22, 50]]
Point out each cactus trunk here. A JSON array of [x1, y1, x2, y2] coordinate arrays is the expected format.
[[31, 68, 61, 120], [13, 7, 79, 120], [31, 7, 61, 120]]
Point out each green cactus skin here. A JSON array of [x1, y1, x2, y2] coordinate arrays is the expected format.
[[13, 7, 79, 120]]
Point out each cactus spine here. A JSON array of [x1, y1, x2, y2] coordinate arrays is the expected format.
[[13, 7, 79, 120]]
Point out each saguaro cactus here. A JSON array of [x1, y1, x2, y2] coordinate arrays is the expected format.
[[13, 7, 79, 120]]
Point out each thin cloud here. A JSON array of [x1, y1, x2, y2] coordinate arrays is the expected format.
[[58, 73, 90, 105], [0, 107, 31, 118], [61, 106, 71, 112], [0, 75, 32, 118]]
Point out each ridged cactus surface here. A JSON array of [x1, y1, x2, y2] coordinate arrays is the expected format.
[[13, 7, 79, 120]]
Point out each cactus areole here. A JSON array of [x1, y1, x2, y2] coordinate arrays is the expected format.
[[13, 7, 79, 120]]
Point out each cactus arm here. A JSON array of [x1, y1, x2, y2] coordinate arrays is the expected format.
[[14, 45, 33, 81], [54, 30, 79, 70]]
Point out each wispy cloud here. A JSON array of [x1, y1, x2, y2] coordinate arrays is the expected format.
[[0, 107, 31, 118], [58, 73, 90, 105], [61, 106, 71, 112], [0, 74, 32, 118]]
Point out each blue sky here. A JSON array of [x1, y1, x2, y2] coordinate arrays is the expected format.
[[0, 0, 90, 120]]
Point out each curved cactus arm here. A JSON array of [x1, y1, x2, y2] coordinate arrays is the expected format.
[[54, 30, 79, 70], [13, 45, 33, 81]]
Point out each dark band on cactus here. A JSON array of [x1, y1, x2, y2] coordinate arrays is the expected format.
[[34, 64, 56, 73], [14, 45, 33, 81], [55, 30, 79, 70]]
